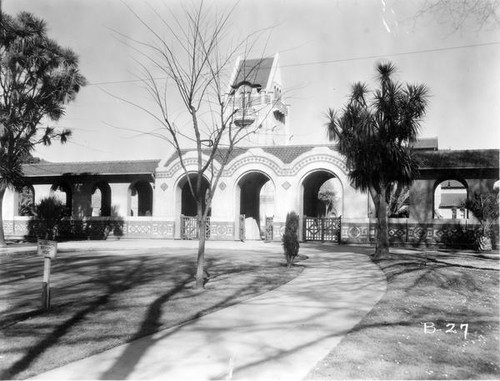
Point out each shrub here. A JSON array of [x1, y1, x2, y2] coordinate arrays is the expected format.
[[282, 212, 300, 268], [463, 191, 499, 251], [32, 196, 68, 240]]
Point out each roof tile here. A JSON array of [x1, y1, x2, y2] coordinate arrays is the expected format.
[[22, 160, 159, 177], [232, 57, 274, 89]]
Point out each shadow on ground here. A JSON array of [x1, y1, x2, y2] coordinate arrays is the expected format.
[[0, 244, 302, 380], [307, 247, 500, 380]]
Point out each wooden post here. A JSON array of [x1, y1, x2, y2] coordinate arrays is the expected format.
[[38, 239, 57, 311], [42, 257, 51, 311]]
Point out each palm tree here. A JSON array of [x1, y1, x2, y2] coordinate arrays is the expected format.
[[326, 62, 429, 258], [0, 11, 86, 246]]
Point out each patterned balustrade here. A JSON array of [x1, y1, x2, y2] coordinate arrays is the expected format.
[[5, 216, 496, 249], [342, 219, 499, 249], [5, 217, 175, 240]]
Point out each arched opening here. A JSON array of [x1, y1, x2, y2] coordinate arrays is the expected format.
[[50, 182, 72, 216], [302, 171, 343, 217], [91, 182, 111, 216], [129, 181, 153, 216], [434, 179, 468, 219], [180, 174, 211, 217], [317, 178, 343, 217], [237, 171, 274, 240], [16, 185, 35, 216]]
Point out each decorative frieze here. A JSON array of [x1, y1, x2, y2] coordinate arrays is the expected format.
[[159, 151, 348, 179], [209, 222, 234, 240]]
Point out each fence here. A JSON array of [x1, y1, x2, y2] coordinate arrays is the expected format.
[[303, 217, 341, 242], [4, 216, 498, 249]]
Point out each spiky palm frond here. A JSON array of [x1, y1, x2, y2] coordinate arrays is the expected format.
[[0, 10, 86, 189], [376, 61, 397, 85], [326, 61, 428, 193]]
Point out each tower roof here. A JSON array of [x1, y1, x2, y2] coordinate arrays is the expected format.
[[231, 56, 274, 89]]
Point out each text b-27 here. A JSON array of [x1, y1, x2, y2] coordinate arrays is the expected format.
[[423, 322, 469, 339]]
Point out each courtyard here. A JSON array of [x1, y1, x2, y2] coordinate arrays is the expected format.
[[0, 240, 498, 379]]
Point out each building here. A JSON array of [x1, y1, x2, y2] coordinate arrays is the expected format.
[[2, 56, 499, 247]]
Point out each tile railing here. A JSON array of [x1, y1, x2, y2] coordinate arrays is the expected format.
[[4, 217, 175, 240], [5, 216, 497, 249]]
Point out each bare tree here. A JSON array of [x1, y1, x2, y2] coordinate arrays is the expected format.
[[413, 0, 500, 32], [119, 1, 278, 288]]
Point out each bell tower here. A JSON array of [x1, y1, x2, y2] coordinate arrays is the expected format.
[[226, 53, 289, 146]]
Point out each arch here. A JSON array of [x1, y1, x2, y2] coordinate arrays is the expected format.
[[91, 181, 112, 217], [235, 170, 275, 240], [50, 181, 72, 215], [433, 178, 468, 219], [300, 169, 344, 218], [176, 173, 211, 217], [223, 149, 283, 178], [161, 151, 221, 179], [15, 185, 35, 216], [129, 181, 153, 216]]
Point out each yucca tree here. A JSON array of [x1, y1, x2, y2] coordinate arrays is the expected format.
[[0, 11, 86, 246], [326, 62, 429, 258], [462, 191, 499, 251]]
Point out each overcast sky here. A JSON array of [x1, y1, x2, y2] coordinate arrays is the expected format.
[[4, 0, 500, 162]]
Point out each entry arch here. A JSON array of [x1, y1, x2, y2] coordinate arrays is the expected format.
[[174, 172, 211, 240], [175, 173, 211, 217], [235, 170, 275, 240], [299, 169, 344, 218]]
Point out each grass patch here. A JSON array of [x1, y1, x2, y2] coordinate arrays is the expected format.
[[308, 250, 500, 380], [0, 244, 302, 380]]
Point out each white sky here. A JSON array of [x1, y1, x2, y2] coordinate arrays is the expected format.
[[4, 0, 500, 162]]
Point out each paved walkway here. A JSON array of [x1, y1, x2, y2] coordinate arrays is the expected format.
[[24, 241, 386, 380]]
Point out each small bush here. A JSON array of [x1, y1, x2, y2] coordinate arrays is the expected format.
[[463, 191, 499, 251], [282, 212, 300, 267], [31, 196, 68, 239]]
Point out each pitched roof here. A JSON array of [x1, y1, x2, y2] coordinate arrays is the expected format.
[[162, 144, 337, 168], [262, 145, 330, 163], [440, 180, 465, 189], [231, 57, 274, 89], [22, 160, 159, 177], [415, 149, 499, 169], [19, 146, 497, 178], [439, 193, 467, 208], [412, 137, 438, 150], [163, 141, 472, 170]]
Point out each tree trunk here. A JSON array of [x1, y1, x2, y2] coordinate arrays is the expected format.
[[195, 201, 207, 289], [0, 185, 6, 247], [373, 186, 390, 259]]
